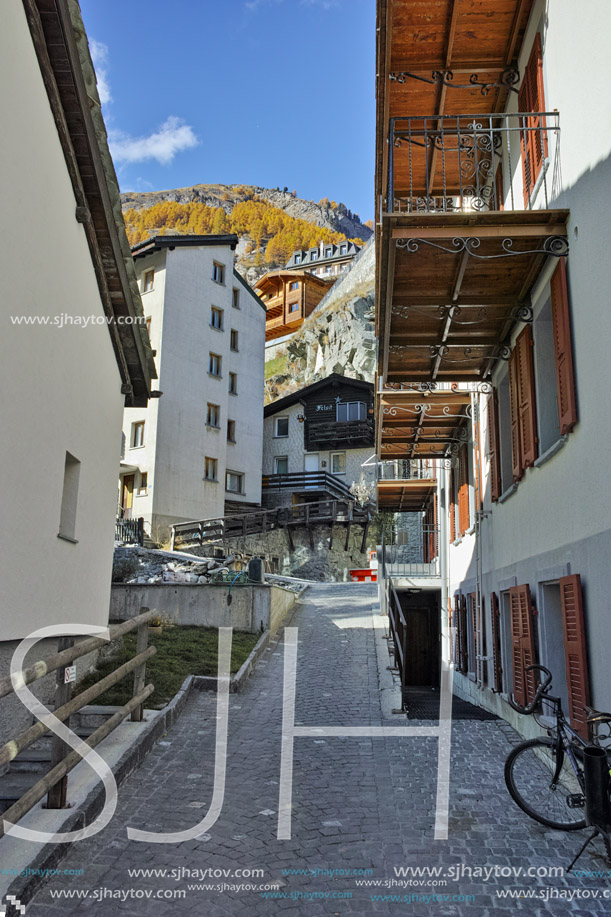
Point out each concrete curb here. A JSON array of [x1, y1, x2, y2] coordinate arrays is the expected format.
[[192, 627, 270, 694]]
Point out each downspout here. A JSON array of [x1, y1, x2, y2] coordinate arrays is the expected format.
[[439, 457, 450, 666]]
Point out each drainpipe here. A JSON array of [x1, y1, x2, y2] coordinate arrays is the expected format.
[[439, 458, 450, 664]]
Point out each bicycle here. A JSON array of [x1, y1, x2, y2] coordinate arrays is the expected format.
[[504, 664, 611, 832]]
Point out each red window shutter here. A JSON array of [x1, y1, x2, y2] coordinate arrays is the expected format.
[[469, 592, 478, 677], [454, 593, 462, 670], [490, 592, 503, 692], [518, 33, 547, 205], [508, 348, 523, 480], [460, 594, 468, 674], [510, 584, 537, 705], [559, 574, 590, 741], [550, 259, 577, 434], [481, 595, 488, 686], [516, 325, 538, 468], [487, 392, 501, 501]]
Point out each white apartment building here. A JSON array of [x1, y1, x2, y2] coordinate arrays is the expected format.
[[120, 235, 266, 544], [375, 0, 611, 732], [0, 0, 156, 640]]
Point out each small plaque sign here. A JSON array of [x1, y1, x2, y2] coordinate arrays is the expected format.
[[64, 665, 76, 685]]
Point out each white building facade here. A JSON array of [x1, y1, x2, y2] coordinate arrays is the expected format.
[[0, 0, 155, 641], [121, 236, 266, 544]]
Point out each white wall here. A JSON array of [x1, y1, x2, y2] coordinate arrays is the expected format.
[[0, 0, 125, 640], [448, 0, 611, 711], [122, 244, 265, 543]]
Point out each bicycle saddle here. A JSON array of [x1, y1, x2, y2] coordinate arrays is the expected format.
[[584, 705, 611, 724]]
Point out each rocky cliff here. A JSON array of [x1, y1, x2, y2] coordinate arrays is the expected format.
[[264, 239, 376, 404]]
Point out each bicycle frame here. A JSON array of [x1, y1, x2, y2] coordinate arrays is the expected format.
[[539, 694, 588, 794]]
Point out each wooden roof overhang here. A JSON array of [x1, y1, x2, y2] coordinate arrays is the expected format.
[[24, 0, 157, 406], [378, 389, 471, 459], [377, 478, 437, 513], [375, 0, 535, 209], [378, 208, 570, 385]]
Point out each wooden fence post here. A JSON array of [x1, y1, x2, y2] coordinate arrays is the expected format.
[[131, 607, 150, 723], [46, 636, 75, 809]]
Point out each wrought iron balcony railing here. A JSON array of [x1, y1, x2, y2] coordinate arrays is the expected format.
[[377, 459, 436, 482], [387, 111, 560, 214]]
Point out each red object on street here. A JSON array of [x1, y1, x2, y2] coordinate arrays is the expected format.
[[349, 568, 378, 583]]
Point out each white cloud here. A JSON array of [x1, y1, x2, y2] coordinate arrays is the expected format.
[[109, 117, 199, 166], [89, 39, 112, 105], [300, 0, 338, 7]]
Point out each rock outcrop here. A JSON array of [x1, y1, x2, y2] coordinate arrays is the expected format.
[[264, 239, 376, 403]]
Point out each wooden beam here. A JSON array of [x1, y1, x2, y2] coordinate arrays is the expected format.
[[391, 224, 568, 239]]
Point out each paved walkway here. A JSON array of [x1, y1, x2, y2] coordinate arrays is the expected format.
[[27, 584, 610, 915]]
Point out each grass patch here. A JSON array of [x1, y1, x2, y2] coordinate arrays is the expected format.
[[264, 353, 288, 379], [75, 626, 260, 708]]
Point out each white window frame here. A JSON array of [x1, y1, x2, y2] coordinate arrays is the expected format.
[[204, 457, 218, 482], [207, 403, 220, 428], [131, 421, 145, 448], [274, 455, 289, 475], [225, 470, 244, 494], [142, 269, 154, 293], [210, 306, 224, 330], [336, 401, 366, 422], [275, 416, 289, 438], [331, 452, 346, 475], [209, 353, 222, 378], [212, 262, 225, 284]]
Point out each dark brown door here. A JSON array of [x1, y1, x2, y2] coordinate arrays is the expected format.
[[403, 604, 439, 686]]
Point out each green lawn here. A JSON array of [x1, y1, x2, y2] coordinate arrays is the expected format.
[[264, 353, 288, 379], [75, 626, 260, 708]]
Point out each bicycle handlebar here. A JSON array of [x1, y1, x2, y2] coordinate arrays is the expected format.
[[508, 665, 553, 716]]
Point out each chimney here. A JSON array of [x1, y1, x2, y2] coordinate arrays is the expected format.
[[319, 240, 324, 257]]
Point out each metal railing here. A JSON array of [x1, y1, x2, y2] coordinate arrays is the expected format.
[[262, 471, 353, 499], [387, 111, 560, 213], [308, 420, 375, 448], [115, 516, 144, 545], [387, 581, 408, 710], [377, 459, 436, 482], [380, 521, 440, 578], [171, 499, 371, 551], [0, 608, 155, 835]]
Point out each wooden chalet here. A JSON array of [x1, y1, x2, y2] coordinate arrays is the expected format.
[[256, 269, 334, 341], [375, 0, 569, 511]]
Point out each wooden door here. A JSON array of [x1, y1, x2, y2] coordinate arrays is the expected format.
[[304, 453, 319, 489], [402, 602, 439, 686], [122, 475, 135, 518]]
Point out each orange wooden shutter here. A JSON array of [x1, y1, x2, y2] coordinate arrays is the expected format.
[[490, 592, 503, 692], [481, 595, 488, 686], [516, 326, 538, 468], [454, 593, 462, 670], [510, 584, 537, 705], [550, 259, 577, 434], [559, 574, 590, 740], [487, 392, 501, 501], [508, 348, 523, 480], [518, 33, 547, 204], [458, 445, 470, 535]]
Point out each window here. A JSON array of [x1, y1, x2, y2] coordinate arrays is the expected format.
[[274, 455, 288, 475], [340, 244, 347, 255], [207, 403, 220, 428], [137, 472, 148, 495], [227, 419, 236, 443], [508, 325, 538, 480], [275, 417, 289, 437], [289, 302, 299, 313], [226, 470, 244, 494], [518, 33, 548, 205], [294, 254, 301, 264], [331, 453, 346, 475], [212, 262, 225, 284], [143, 269, 154, 293], [145, 316, 152, 336], [58, 452, 80, 542], [211, 306, 223, 330], [209, 353, 222, 377], [533, 295, 560, 453], [289, 281, 299, 291], [230, 329, 239, 351], [336, 401, 366, 422], [457, 439, 471, 536], [232, 287, 240, 309], [229, 372, 238, 394], [204, 457, 218, 481], [325, 247, 332, 257], [310, 251, 318, 261], [131, 421, 145, 448], [325, 265, 332, 274]]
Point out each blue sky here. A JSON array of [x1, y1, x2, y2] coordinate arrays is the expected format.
[[80, 0, 375, 222]]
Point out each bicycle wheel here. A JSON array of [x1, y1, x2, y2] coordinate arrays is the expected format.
[[505, 738, 587, 831]]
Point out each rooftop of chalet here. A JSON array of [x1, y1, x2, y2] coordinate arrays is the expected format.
[[285, 241, 361, 270]]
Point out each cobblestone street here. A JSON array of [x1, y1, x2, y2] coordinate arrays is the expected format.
[[27, 584, 610, 915]]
